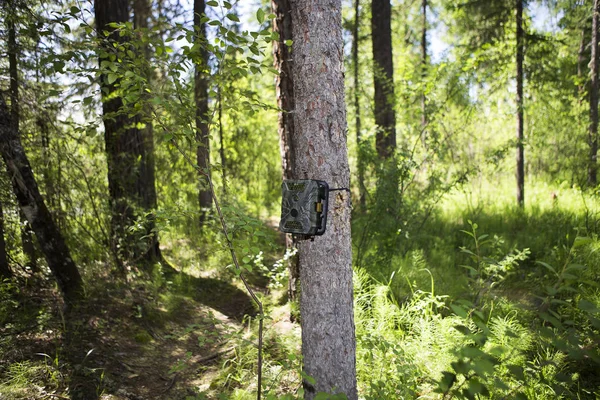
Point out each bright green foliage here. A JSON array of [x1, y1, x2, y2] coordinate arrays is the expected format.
[[2, 0, 600, 398]]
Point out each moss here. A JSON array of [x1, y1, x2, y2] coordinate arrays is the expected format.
[[134, 330, 153, 344]]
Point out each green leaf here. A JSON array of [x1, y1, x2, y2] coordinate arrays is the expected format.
[[565, 263, 586, 272], [206, 0, 218, 6], [537, 261, 557, 275], [507, 364, 525, 381], [53, 60, 66, 73], [579, 299, 599, 313], [467, 380, 488, 395], [285, 39, 293, 46], [494, 377, 510, 391], [107, 73, 118, 85], [573, 236, 592, 248], [540, 312, 563, 329], [454, 324, 471, 335], [257, 8, 265, 24], [450, 304, 468, 318], [439, 371, 456, 391], [451, 360, 471, 375], [303, 373, 316, 386], [461, 347, 486, 359], [472, 358, 495, 376], [226, 13, 239, 22]]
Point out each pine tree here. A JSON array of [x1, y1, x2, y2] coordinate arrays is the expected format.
[[290, 0, 357, 397]]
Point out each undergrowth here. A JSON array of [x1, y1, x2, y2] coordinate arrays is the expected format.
[[1, 180, 600, 399]]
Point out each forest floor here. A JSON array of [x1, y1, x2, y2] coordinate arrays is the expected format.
[[0, 244, 296, 400]]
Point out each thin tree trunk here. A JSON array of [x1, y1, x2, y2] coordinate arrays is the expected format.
[[7, 5, 18, 134], [421, 0, 427, 131], [0, 201, 10, 279], [19, 210, 37, 270], [39, 113, 54, 209], [134, 0, 161, 262], [272, 0, 300, 303], [218, 85, 226, 194], [194, 0, 212, 226], [0, 94, 83, 301], [290, 1, 357, 398], [36, 41, 56, 215], [96, 0, 158, 268], [7, 5, 37, 271], [516, 0, 525, 206], [589, 0, 599, 187], [578, 29, 587, 100], [353, 0, 366, 209], [372, 0, 396, 158]]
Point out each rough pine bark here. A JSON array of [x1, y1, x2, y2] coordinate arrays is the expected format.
[[194, 0, 213, 226], [272, 0, 300, 303], [516, 0, 525, 206], [290, 0, 357, 397], [95, 0, 158, 267], [589, 0, 600, 186], [0, 201, 10, 279], [372, 0, 396, 158], [133, 0, 162, 262], [353, 0, 366, 209], [0, 94, 83, 301]]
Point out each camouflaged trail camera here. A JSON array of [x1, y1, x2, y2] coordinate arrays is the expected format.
[[279, 179, 329, 237]]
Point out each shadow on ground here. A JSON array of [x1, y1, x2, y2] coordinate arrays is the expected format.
[[0, 268, 260, 400]]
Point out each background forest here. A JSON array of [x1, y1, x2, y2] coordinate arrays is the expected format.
[[1, 0, 600, 399]]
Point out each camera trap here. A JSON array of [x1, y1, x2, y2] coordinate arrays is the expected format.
[[279, 179, 329, 239]]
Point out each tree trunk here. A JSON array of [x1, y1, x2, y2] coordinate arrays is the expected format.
[[353, 0, 366, 210], [516, 0, 525, 206], [217, 86, 226, 194], [95, 0, 158, 267], [0, 94, 83, 301], [20, 210, 37, 271], [7, 5, 38, 271], [194, 0, 212, 226], [7, 4, 18, 134], [290, 1, 357, 398], [0, 201, 10, 279], [133, 0, 162, 262], [372, 0, 396, 158], [421, 0, 428, 131], [272, 0, 300, 303], [578, 28, 587, 100], [589, 0, 599, 187]]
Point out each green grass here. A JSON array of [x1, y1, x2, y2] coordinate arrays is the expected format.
[[2, 178, 599, 399], [348, 177, 600, 399]]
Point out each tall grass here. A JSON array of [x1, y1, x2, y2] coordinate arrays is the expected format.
[[350, 178, 600, 399]]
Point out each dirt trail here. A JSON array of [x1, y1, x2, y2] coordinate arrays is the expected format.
[[0, 275, 257, 400]]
